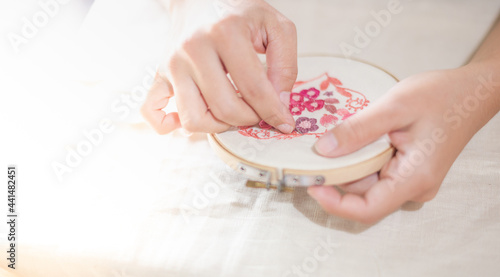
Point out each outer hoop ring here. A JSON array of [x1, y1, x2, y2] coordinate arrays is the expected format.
[[208, 133, 395, 186]]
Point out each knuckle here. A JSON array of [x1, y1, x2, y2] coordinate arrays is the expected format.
[[269, 15, 296, 40], [343, 116, 368, 144], [239, 75, 269, 100], [209, 15, 244, 38], [210, 104, 235, 122], [180, 115, 204, 133], [280, 66, 298, 82], [167, 53, 182, 75], [243, 88, 260, 100], [281, 18, 297, 36], [180, 32, 205, 56], [240, 84, 261, 100]]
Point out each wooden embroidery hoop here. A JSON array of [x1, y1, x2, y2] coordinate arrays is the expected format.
[[208, 56, 398, 191]]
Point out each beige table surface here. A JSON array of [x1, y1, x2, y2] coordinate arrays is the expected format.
[[1, 0, 499, 276]]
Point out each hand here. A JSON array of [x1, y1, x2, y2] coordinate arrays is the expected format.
[[307, 66, 499, 224], [142, 0, 297, 134]]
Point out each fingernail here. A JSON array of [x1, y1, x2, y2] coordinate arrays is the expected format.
[[276, 123, 293, 134], [279, 91, 290, 106], [314, 132, 338, 155]]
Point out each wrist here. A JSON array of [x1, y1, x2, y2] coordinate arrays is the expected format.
[[449, 61, 500, 135], [462, 60, 500, 112]]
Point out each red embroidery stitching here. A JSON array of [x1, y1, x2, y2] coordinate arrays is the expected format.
[[294, 73, 369, 112], [238, 73, 370, 140]]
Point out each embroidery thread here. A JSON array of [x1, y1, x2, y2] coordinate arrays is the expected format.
[[238, 73, 370, 140]]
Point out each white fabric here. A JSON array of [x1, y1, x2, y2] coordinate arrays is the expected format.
[[1, 0, 499, 276]]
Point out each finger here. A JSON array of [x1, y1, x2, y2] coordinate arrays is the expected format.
[[314, 98, 410, 157], [265, 16, 298, 93], [187, 44, 260, 126], [307, 175, 410, 224], [411, 189, 439, 203], [171, 73, 230, 133], [307, 150, 425, 224], [337, 173, 379, 195], [215, 20, 295, 133], [141, 73, 182, 135]]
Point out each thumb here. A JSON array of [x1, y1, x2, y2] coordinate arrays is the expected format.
[[265, 19, 298, 93], [314, 101, 403, 157]]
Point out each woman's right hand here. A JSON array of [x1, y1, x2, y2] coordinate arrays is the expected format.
[[142, 0, 298, 134]]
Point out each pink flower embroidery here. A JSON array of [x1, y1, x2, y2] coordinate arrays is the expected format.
[[290, 103, 305, 115], [289, 92, 306, 115], [300, 88, 320, 99], [290, 93, 304, 105], [320, 114, 337, 128], [295, 117, 319, 134], [289, 88, 323, 116], [304, 99, 324, 112], [259, 120, 272, 129]]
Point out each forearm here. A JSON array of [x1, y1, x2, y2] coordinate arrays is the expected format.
[[470, 16, 500, 65], [456, 17, 500, 133], [467, 17, 500, 111]]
